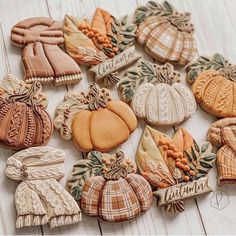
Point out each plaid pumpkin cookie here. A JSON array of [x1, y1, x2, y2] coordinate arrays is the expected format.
[[134, 1, 197, 65], [67, 151, 153, 222]]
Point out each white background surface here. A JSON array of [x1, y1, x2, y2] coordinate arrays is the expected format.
[[0, 0, 235, 235]]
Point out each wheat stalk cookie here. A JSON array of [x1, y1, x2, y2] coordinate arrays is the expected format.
[[186, 54, 236, 117], [136, 125, 216, 213], [64, 8, 140, 86], [11, 17, 82, 85], [54, 82, 137, 152], [208, 117, 236, 185], [67, 150, 153, 222], [5, 146, 81, 228], [0, 74, 52, 150], [118, 59, 196, 125], [134, 1, 197, 65]]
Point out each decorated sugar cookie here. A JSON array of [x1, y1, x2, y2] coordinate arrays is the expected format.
[[67, 150, 153, 222], [134, 1, 197, 65], [118, 59, 196, 125], [208, 118, 236, 185], [186, 54, 236, 117], [5, 147, 81, 228], [54, 83, 137, 152], [0, 74, 52, 150], [136, 125, 216, 213], [11, 17, 82, 85], [64, 8, 140, 85]]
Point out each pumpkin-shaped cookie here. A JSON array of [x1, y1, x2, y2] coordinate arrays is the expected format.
[[64, 8, 138, 85], [134, 1, 197, 65], [208, 118, 236, 185], [118, 60, 196, 125], [136, 125, 216, 213], [54, 83, 137, 152], [0, 74, 52, 150], [67, 151, 153, 222], [186, 54, 236, 117]]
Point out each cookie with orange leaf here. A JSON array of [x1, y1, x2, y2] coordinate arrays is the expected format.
[[136, 125, 216, 213], [64, 8, 139, 85]]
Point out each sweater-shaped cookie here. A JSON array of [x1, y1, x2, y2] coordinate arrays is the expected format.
[[5, 147, 81, 228], [134, 1, 197, 65], [67, 150, 153, 222], [208, 118, 236, 185], [54, 83, 137, 152], [0, 74, 52, 150], [11, 17, 82, 85], [118, 60, 196, 125], [64, 8, 139, 85], [186, 54, 236, 117], [136, 125, 216, 213]]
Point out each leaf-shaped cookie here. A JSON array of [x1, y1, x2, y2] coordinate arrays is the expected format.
[[64, 15, 107, 65]]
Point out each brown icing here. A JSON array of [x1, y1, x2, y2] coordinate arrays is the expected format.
[[11, 17, 82, 85]]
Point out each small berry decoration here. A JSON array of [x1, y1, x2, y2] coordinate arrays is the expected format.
[[67, 151, 153, 222], [136, 125, 216, 213]]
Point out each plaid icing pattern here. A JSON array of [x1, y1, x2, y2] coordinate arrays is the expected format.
[[81, 176, 105, 216], [136, 16, 197, 64], [99, 178, 140, 222], [126, 174, 153, 211], [217, 145, 236, 184]]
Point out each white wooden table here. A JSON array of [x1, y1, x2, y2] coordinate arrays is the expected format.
[[0, 0, 235, 235]]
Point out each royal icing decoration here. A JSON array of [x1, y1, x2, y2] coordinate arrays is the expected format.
[[134, 1, 197, 65], [64, 8, 139, 85], [11, 17, 82, 85], [5, 147, 81, 228], [136, 125, 216, 213], [54, 83, 137, 152], [67, 150, 153, 222], [0, 74, 52, 150]]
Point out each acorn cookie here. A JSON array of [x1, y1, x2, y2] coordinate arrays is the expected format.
[[136, 125, 216, 213], [208, 117, 236, 185], [11, 17, 82, 85], [67, 150, 153, 222], [118, 59, 196, 125], [0, 74, 52, 150], [54, 83, 137, 152], [5, 146, 81, 228], [134, 1, 197, 65], [186, 53, 236, 117], [64, 8, 139, 85]]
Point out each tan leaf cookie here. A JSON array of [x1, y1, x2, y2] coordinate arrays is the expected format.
[[5, 146, 81, 228], [134, 1, 197, 65], [186, 53, 236, 117], [118, 60, 196, 125], [54, 82, 137, 152], [136, 125, 216, 213], [67, 150, 153, 222], [63, 8, 138, 85], [208, 117, 236, 185], [11, 17, 82, 85], [0, 74, 52, 150]]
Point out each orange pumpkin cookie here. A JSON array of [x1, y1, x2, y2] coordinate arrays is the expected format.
[[0, 74, 52, 150], [136, 125, 216, 213], [208, 118, 236, 185], [63, 8, 138, 85], [134, 1, 197, 65], [67, 150, 153, 222], [11, 17, 82, 85], [54, 83, 137, 152], [186, 54, 236, 117]]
